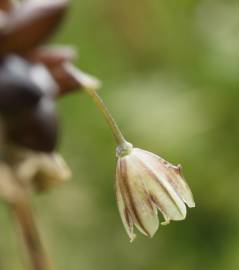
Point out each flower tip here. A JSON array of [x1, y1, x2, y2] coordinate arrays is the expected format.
[[184, 193, 195, 208], [129, 234, 137, 243], [161, 219, 170, 226], [148, 230, 158, 239], [175, 164, 182, 174], [188, 201, 196, 208]]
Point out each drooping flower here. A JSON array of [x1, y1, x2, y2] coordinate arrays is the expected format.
[[62, 65, 195, 242], [115, 142, 195, 242]]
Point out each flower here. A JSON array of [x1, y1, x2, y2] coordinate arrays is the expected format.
[[116, 143, 195, 242]]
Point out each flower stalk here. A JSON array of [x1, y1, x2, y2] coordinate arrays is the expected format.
[[10, 188, 52, 270], [80, 75, 195, 242], [62, 63, 195, 241], [63, 63, 131, 154], [84, 87, 126, 146], [53, 63, 195, 242]]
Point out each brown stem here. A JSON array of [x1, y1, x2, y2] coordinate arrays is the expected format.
[[10, 191, 52, 270]]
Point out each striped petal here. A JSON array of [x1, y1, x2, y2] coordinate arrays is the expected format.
[[116, 164, 136, 242], [133, 149, 187, 221], [135, 148, 195, 208], [119, 156, 159, 238]]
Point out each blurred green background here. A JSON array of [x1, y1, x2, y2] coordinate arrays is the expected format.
[[1, 0, 239, 269]]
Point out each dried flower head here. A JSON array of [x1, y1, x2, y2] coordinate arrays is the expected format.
[[116, 143, 195, 242]]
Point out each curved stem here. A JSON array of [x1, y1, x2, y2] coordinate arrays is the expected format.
[[63, 63, 127, 146], [10, 190, 52, 270], [84, 87, 126, 145]]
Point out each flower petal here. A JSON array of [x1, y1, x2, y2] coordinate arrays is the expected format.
[[166, 164, 195, 208], [119, 156, 159, 238], [136, 149, 195, 208], [133, 149, 187, 221], [116, 165, 136, 242]]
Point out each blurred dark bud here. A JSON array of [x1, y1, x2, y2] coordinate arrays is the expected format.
[[50, 64, 80, 95], [0, 0, 99, 154], [26, 46, 82, 95], [0, 0, 14, 12], [26, 45, 77, 67], [29, 64, 59, 98], [0, 0, 68, 56], [5, 98, 59, 152], [0, 55, 43, 114]]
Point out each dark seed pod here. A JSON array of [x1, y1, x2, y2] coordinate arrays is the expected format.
[[5, 98, 59, 152], [29, 64, 59, 98], [0, 55, 43, 114]]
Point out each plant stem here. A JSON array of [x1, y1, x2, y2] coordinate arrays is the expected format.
[[84, 87, 126, 145], [63, 63, 127, 146], [10, 190, 52, 270]]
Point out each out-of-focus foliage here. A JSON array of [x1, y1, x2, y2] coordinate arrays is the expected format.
[[1, 0, 239, 269]]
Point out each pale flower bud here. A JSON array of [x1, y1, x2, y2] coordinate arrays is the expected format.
[[116, 145, 195, 242], [15, 152, 71, 192]]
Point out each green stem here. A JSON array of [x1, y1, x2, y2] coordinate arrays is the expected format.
[[63, 63, 133, 156], [84, 87, 126, 145]]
